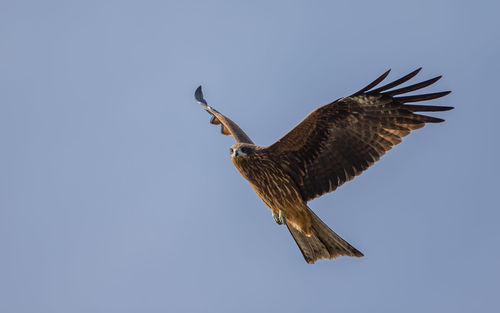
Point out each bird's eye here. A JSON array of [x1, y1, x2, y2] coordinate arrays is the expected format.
[[241, 147, 248, 153], [229, 148, 234, 154]]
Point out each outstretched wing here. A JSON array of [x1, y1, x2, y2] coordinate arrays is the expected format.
[[195, 86, 254, 144], [267, 68, 453, 202]]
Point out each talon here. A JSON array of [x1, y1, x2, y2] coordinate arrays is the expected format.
[[279, 211, 286, 225], [272, 211, 286, 225], [272, 211, 282, 224]]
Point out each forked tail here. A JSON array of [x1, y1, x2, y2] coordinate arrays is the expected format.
[[286, 208, 363, 264]]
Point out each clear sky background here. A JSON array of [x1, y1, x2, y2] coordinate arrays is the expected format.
[[1, 1, 499, 312]]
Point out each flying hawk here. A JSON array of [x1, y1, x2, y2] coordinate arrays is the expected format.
[[194, 68, 452, 264]]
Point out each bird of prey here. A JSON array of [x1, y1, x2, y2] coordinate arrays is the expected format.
[[194, 68, 452, 264]]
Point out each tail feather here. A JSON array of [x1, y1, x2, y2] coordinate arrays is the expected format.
[[286, 209, 363, 264]]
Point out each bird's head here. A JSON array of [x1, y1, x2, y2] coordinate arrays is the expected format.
[[230, 143, 257, 159]]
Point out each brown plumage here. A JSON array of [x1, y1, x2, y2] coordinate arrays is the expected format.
[[194, 68, 453, 264]]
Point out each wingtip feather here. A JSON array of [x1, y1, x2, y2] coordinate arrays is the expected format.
[[395, 91, 451, 103], [385, 75, 443, 96], [403, 104, 454, 112], [353, 69, 391, 95], [194, 85, 208, 107], [370, 67, 423, 93]]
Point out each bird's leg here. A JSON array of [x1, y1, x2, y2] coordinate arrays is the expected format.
[[272, 211, 281, 224], [272, 210, 286, 225], [279, 211, 287, 225]]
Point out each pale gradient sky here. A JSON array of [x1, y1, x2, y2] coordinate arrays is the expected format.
[[1, 1, 499, 312]]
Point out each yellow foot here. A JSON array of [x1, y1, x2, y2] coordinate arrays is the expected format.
[[272, 211, 286, 225]]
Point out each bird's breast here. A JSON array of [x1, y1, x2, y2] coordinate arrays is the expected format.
[[232, 155, 303, 210]]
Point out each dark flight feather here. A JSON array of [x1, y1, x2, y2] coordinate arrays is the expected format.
[[385, 76, 442, 95], [370, 67, 422, 93], [353, 69, 392, 95]]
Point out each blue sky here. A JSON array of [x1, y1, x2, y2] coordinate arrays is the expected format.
[[1, 1, 499, 312]]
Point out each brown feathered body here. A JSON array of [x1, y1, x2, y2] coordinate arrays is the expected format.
[[231, 143, 364, 263], [232, 147, 312, 234], [195, 68, 453, 264]]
